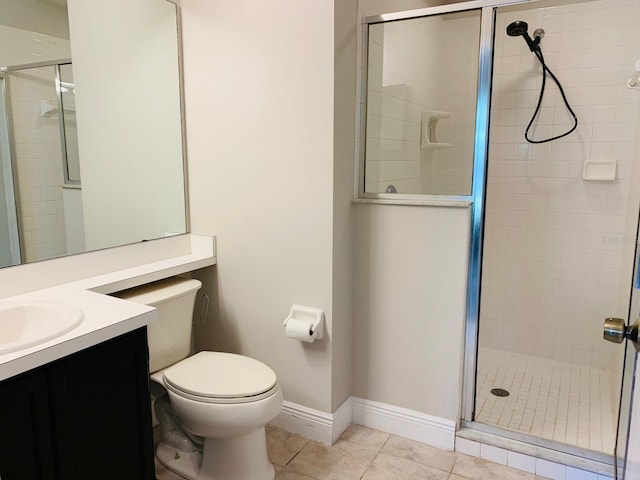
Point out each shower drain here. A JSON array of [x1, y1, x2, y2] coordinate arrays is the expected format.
[[490, 388, 510, 397]]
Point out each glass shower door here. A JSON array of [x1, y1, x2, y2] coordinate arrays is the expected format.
[[474, 0, 640, 472]]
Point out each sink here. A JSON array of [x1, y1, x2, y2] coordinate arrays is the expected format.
[[0, 300, 84, 355]]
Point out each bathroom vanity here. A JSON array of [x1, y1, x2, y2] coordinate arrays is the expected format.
[[0, 235, 217, 480], [0, 328, 153, 480]]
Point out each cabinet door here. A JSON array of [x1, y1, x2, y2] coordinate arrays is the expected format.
[[48, 328, 155, 480], [0, 371, 55, 480]]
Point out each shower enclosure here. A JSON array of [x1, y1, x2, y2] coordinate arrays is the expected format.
[[360, 0, 640, 477], [0, 59, 83, 267]]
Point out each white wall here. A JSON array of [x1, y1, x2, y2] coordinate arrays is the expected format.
[[67, 0, 186, 252], [332, 0, 358, 410], [0, 0, 69, 41], [352, 0, 472, 425], [62, 186, 85, 255], [352, 205, 470, 420], [182, 0, 338, 413]]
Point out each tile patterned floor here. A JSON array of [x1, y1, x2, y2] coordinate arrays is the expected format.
[[476, 348, 615, 453], [155, 424, 554, 480]]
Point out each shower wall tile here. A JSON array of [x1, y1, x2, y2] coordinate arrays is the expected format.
[[1, 25, 71, 263], [363, 12, 479, 195], [481, 0, 640, 383]]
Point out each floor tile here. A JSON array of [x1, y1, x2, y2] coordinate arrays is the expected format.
[[155, 461, 186, 480], [267, 425, 311, 466], [452, 453, 537, 480], [276, 471, 319, 480], [340, 424, 390, 449], [361, 453, 450, 480], [153, 424, 585, 480], [382, 435, 456, 472], [285, 439, 378, 480], [475, 347, 614, 454]]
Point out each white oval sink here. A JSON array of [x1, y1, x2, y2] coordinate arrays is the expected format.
[[0, 300, 84, 355]]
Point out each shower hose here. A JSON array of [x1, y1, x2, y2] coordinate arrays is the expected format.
[[525, 46, 578, 143]]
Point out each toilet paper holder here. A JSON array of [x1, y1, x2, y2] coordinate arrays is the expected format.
[[283, 305, 324, 341]]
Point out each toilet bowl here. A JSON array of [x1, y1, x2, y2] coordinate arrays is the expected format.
[[115, 277, 283, 480]]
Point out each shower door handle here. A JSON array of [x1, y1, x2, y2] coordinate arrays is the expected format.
[[603, 317, 640, 352]]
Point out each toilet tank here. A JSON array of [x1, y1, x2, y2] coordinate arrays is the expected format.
[[114, 277, 202, 373]]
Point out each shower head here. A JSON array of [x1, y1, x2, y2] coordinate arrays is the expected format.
[[506, 20, 541, 52], [506, 20, 529, 37]]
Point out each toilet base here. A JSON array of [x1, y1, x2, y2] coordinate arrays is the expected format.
[[156, 442, 202, 478], [156, 427, 274, 480]]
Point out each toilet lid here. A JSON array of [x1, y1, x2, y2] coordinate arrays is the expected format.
[[162, 351, 278, 402]]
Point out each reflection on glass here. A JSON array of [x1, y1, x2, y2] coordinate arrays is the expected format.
[[363, 10, 481, 196], [57, 63, 80, 184]]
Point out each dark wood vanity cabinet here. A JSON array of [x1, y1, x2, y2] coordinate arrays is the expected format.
[[0, 371, 55, 480], [0, 328, 155, 480]]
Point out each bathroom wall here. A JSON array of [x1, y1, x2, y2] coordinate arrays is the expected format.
[[480, 0, 640, 379], [352, 205, 470, 421], [67, 0, 186, 252], [183, 0, 339, 413], [182, 0, 471, 423], [0, 0, 69, 40], [332, 0, 358, 410], [351, 0, 473, 424], [0, 25, 71, 263]]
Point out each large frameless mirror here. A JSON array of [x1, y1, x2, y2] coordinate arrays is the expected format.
[[0, 0, 187, 268]]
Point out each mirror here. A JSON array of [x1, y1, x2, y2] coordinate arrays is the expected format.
[[0, 0, 187, 268]]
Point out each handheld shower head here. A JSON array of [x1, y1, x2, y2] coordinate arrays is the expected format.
[[506, 20, 529, 37], [506, 20, 541, 52]]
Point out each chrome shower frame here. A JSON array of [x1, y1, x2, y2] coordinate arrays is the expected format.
[[359, 0, 623, 476], [0, 73, 21, 266], [360, 0, 528, 422]]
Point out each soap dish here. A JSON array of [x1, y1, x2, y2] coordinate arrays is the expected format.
[[582, 159, 616, 181]]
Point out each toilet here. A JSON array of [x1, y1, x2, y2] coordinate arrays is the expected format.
[[115, 277, 283, 480]]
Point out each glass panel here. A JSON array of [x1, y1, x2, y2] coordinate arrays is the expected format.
[[615, 226, 640, 479], [58, 63, 80, 184], [363, 10, 481, 196], [474, 0, 640, 470]]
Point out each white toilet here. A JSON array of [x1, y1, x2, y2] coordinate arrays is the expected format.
[[116, 277, 283, 480]]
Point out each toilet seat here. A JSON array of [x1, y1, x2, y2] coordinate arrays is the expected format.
[[162, 351, 279, 404]]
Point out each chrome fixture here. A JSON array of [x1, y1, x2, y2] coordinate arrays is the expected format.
[[603, 317, 640, 351]]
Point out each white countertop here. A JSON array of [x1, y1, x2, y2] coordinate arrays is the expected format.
[[0, 234, 216, 382]]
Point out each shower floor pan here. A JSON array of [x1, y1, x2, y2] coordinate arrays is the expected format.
[[475, 347, 614, 454]]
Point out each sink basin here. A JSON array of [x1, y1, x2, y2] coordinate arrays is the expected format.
[[0, 300, 84, 355]]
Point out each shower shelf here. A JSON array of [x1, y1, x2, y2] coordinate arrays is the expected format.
[[421, 110, 454, 150]]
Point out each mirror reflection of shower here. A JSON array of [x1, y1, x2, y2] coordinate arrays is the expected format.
[[0, 59, 85, 267]]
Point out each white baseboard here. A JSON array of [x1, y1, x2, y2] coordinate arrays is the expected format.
[[332, 396, 353, 443], [271, 395, 455, 451], [352, 397, 456, 451], [270, 397, 352, 445]]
